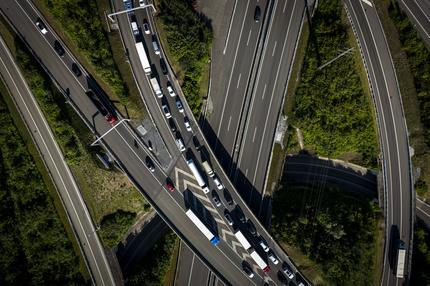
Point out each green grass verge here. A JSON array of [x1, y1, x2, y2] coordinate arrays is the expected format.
[[162, 236, 181, 286], [0, 77, 89, 285]]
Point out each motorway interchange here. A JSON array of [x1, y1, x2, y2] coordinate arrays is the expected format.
[[0, 0, 427, 285]]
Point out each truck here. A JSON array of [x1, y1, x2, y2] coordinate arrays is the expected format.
[[135, 42, 151, 74], [185, 209, 220, 246], [249, 248, 270, 273], [396, 240, 406, 278], [186, 159, 210, 194], [234, 230, 251, 250], [150, 77, 163, 98], [202, 160, 214, 177]]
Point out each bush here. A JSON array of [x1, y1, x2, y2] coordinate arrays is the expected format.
[[272, 185, 379, 285], [411, 220, 430, 285], [157, 0, 212, 116], [98, 210, 136, 248], [291, 0, 378, 168], [0, 86, 87, 285]]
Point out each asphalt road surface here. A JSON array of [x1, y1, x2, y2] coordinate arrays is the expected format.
[[344, 0, 413, 284], [0, 0, 307, 284], [397, 0, 430, 47], [0, 36, 116, 285]]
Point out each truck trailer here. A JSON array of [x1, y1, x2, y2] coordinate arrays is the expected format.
[[186, 159, 210, 193], [185, 209, 220, 246], [135, 42, 151, 74]]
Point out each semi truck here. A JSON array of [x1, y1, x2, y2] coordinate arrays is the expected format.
[[234, 230, 251, 250], [185, 209, 220, 246], [186, 159, 210, 193], [249, 249, 270, 273], [396, 240, 406, 278], [150, 77, 163, 98], [135, 42, 151, 74]]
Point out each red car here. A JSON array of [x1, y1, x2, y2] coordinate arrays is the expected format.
[[166, 183, 175, 192]]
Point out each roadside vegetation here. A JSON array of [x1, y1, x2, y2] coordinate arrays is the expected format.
[[125, 231, 178, 286], [155, 0, 212, 117], [0, 80, 88, 285], [0, 17, 149, 249], [272, 185, 381, 285], [411, 219, 430, 285], [99, 210, 136, 248], [376, 1, 430, 198], [288, 0, 378, 169]]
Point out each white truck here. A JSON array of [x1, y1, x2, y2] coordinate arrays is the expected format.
[[396, 240, 406, 278], [202, 160, 214, 177], [234, 230, 251, 250], [186, 159, 210, 194], [185, 209, 220, 245], [249, 249, 270, 273], [150, 77, 163, 98], [135, 42, 151, 74]]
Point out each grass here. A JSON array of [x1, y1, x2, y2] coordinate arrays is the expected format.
[[0, 15, 148, 245], [162, 236, 181, 286], [0, 19, 89, 280]]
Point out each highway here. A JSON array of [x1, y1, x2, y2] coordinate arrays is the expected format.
[[203, 0, 306, 215], [344, 0, 413, 284], [0, 35, 115, 285], [0, 0, 306, 285], [397, 0, 430, 48]]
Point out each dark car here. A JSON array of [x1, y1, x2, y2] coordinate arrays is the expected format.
[[223, 189, 234, 205], [145, 156, 155, 172], [192, 136, 201, 151], [247, 220, 257, 236], [71, 63, 82, 77], [168, 118, 176, 132], [53, 40, 65, 57], [254, 6, 261, 22], [160, 58, 168, 75]]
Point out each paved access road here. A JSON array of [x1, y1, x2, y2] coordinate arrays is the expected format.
[[344, 0, 413, 284], [397, 0, 430, 47], [1, 0, 306, 284], [0, 36, 115, 285]]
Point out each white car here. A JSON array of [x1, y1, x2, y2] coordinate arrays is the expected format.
[[268, 252, 279, 265], [282, 265, 295, 279], [184, 117, 192, 132], [213, 175, 224, 190], [167, 85, 176, 97], [259, 240, 269, 253], [175, 138, 185, 152], [176, 99, 184, 113], [162, 105, 171, 119], [139, 0, 146, 7], [36, 19, 48, 35], [143, 21, 151, 35]]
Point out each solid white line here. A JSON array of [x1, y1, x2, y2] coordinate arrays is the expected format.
[[400, 0, 430, 40], [187, 254, 196, 286], [417, 206, 430, 219], [252, 127, 257, 142], [283, 0, 288, 13], [272, 41, 277, 57], [223, 0, 239, 55], [246, 29, 252, 46], [262, 84, 267, 100], [237, 73, 242, 89], [227, 116, 232, 131]]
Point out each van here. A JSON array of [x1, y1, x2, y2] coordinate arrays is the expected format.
[[202, 161, 214, 177], [131, 21, 139, 35], [152, 38, 160, 55], [175, 138, 185, 152]]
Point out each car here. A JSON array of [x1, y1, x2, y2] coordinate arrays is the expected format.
[[212, 192, 222, 207], [167, 84, 176, 97], [282, 264, 295, 279], [192, 136, 201, 151], [175, 138, 185, 152], [224, 211, 234, 226], [176, 98, 184, 113], [247, 220, 257, 236], [166, 182, 175, 192], [243, 265, 254, 278], [123, 0, 132, 10], [168, 118, 176, 132], [259, 239, 269, 252], [254, 6, 261, 22], [184, 116, 192, 132], [213, 175, 224, 190], [162, 105, 171, 118], [71, 63, 82, 77], [152, 36, 160, 55], [53, 40, 65, 57], [35, 18, 48, 34], [223, 190, 234, 205], [268, 251, 279, 265], [160, 58, 168, 75], [139, 0, 146, 7], [143, 20, 151, 35], [236, 206, 246, 223], [145, 156, 155, 172]]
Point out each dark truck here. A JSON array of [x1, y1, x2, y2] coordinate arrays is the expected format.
[[85, 90, 117, 126]]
